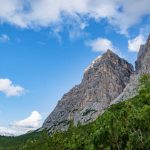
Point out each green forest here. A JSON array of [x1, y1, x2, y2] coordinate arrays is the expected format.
[[0, 74, 150, 150]]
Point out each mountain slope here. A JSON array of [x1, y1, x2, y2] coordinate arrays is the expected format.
[[0, 74, 150, 150]]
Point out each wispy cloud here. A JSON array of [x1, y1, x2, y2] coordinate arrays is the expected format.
[[0, 34, 10, 42], [86, 38, 116, 52], [0, 78, 24, 96]]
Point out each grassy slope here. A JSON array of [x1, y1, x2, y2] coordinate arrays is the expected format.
[[0, 75, 150, 150]]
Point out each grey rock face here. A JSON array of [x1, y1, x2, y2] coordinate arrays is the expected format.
[[43, 50, 133, 134], [111, 34, 150, 104], [135, 34, 150, 73], [110, 73, 139, 105]]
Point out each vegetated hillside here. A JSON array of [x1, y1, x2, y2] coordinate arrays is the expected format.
[[0, 74, 150, 150]]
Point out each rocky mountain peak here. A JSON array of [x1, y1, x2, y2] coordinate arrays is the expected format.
[[83, 49, 115, 73], [43, 49, 134, 134], [43, 34, 150, 135], [83, 50, 116, 79], [103, 49, 116, 57], [85, 49, 129, 69], [96, 49, 119, 61]]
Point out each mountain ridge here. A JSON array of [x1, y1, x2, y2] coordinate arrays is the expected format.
[[43, 34, 150, 135]]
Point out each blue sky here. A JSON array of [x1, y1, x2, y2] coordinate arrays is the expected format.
[[0, 0, 150, 135]]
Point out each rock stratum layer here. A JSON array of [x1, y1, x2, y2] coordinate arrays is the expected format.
[[43, 34, 150, 134]]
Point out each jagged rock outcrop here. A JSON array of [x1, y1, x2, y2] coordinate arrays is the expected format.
[[43, 50, 134, 134], [111, 34, 150, 105]]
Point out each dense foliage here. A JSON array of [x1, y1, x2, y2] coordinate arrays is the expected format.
[[0, 75, 150, 150]]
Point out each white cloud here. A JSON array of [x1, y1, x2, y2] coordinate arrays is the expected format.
[[0, 0, 150, 34], [86, 38, 115, 52], [0, 111, 42, 136], [128, 34, 146, 52], [12, 111, 42, 129], [0, 78, 24, 96], [0, 34, 10, 42], [0, 126, 19, 136], [109, 0, 150, 34]]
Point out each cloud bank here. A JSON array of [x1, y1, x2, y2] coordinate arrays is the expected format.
[[0, 0, 150, 34], [0, 111, 42, 136]]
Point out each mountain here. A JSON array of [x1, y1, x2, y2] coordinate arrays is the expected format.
[[1, 74, 150, 149], [43, 50, 134, 134], [43, 34, 150, 135]]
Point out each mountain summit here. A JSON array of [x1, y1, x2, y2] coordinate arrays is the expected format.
[[43, 49, 134, 134]]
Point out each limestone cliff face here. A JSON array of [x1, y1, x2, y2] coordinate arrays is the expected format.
[[111, 34, 150, 105], [43, 50, 133, 134]]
